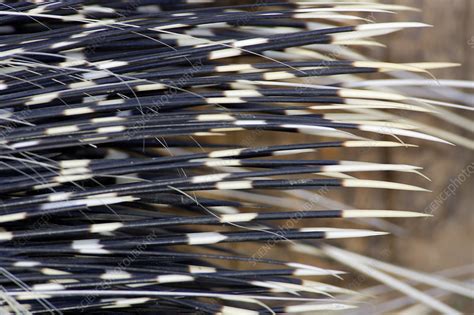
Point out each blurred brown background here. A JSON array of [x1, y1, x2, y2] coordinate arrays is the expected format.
[[355, 0, 474, 272]]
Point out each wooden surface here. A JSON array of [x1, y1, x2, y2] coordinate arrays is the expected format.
[[310, 0, 474, 290], [374, 0, 473, 271]]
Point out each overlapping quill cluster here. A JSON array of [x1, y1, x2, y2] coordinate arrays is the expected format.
[[0, 1, 472, 314]]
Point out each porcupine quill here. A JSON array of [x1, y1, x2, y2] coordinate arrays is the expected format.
[[0, 1, 472, 314]]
